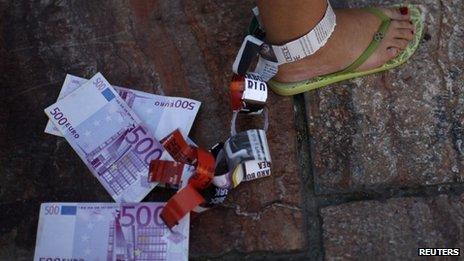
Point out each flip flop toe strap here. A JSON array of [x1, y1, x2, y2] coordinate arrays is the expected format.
[[338, 7, 391, 74]]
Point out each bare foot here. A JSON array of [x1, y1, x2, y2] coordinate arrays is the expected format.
[[275, 7, 415, 82]]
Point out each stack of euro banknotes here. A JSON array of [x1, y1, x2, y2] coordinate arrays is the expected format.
[[35, 73, 201, 261]]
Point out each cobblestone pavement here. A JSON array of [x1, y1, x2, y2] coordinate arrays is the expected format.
[[1, 0, 463, 260]]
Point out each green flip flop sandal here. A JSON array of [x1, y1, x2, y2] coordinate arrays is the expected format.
[[252, 4, 424, 96]]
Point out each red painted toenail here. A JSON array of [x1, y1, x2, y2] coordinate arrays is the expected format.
[[411, 30, 414, 35], [399, 7, 408, 15]]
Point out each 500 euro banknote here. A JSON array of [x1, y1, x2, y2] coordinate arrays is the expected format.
[[45, 74, 201, 141], [34, 202, 189, 261], [45, 73, 171, 202]]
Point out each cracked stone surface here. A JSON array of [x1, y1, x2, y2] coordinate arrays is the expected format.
[[322, 194, 464, 260], [2, 0, 464, 260], [306, 0, 464, 194], [0, 0, 304, 259]]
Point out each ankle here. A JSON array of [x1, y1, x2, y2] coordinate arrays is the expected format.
[[257, 0, 328, 45]]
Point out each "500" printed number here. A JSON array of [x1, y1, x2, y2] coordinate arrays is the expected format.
[[119, 205, 164, 227], [125, 125, 162, 164]]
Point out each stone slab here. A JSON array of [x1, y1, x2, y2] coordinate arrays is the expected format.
[[321, 193, 464, 260], [306, 0, 464, 194], [0, 0, 305, 259]]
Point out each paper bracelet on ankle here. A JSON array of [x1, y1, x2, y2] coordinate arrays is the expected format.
[[232, 0, 336, 78], [253, 1, 336, 64]]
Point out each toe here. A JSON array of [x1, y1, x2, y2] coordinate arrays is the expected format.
[[394, 28, 415, 41], [380, 7, 411, 20], [391, 20, 415, 30], [389, 39, 410, 50], [386, 47, 401, 59]]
